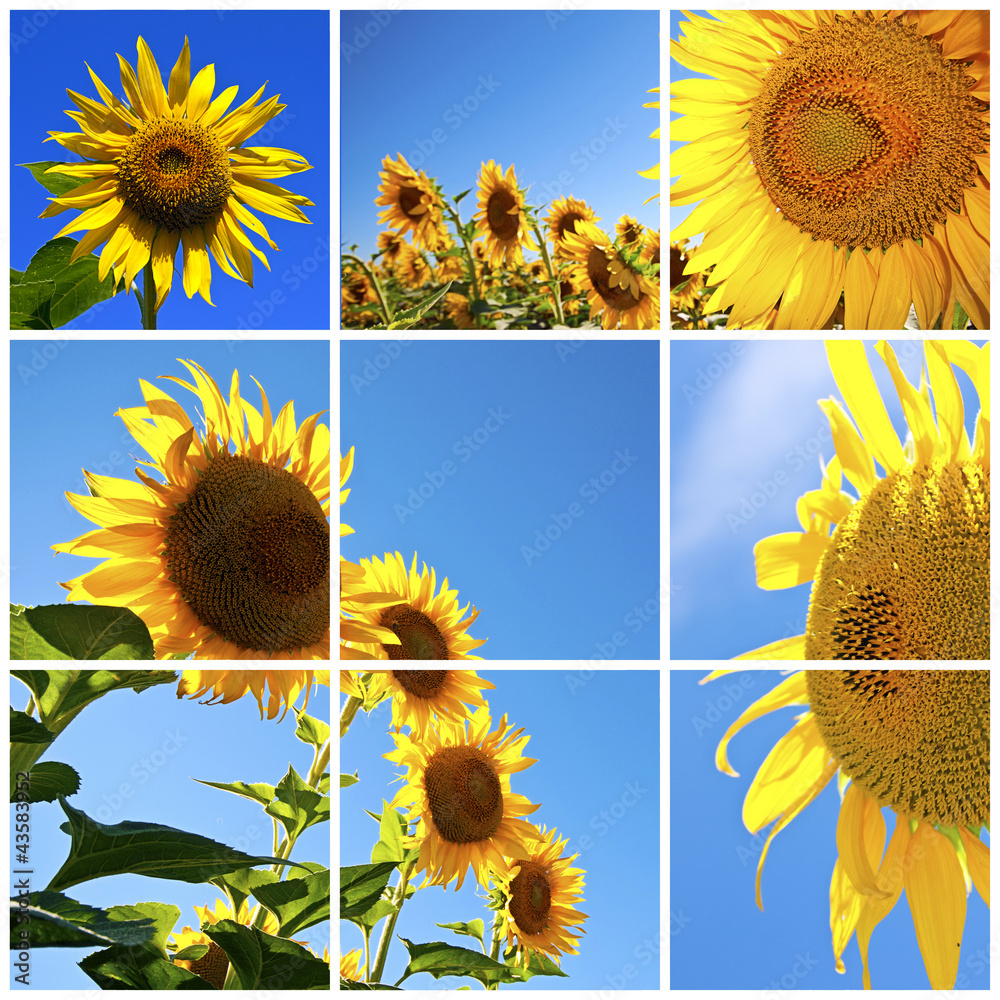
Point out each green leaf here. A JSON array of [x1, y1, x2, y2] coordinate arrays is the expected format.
[[341, 771, 360, 789], [251, 867, 329, 937], [294, 708, 330, 747], [11, 268, 23, 284], [340, 862, 398, 919], [318, 772, 331, 794], [20, 161, 91, 197], [347, 898, 395, 934], [396, 939, 520, 988], [388, 282, 452, 330], [436, 919, 484, 946], [79, 944, 216, 989], [341, 981, 401, 990], [265, 765, 329, 841], [507, 946, 569, 981], [9, 890, 158, 949], [9, 708, 55, 746], [204, 919, 331, 989], [11, 761, 80, 803], [209, 867, 280, 916], [11, 238, 123, 330], [371, 800, 405, 865], [173, 943, 210, 961], [453, 189, 472, 205], [46, 798, 310, 893], [194, 778, 276, 807], [10, 604, 156, 661]]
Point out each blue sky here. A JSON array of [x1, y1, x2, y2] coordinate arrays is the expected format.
[[340, 669, 660, 989], [670, 339, 986, 659], [11, 9, 329, 329], [10, 340, 329, 612], [9, 672, 330, 990], [341, 10, 660, 261], [670, 669, 991, 990], [340, 340, 660, 660]]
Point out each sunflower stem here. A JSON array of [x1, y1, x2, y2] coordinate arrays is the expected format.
[[532, 222, 564, 326], [343, 253, 394, 328], [340, 695, 363, 738], [371, 859, 415, 983], [444, 203, 483, 329], [141, 261, 157, 330]]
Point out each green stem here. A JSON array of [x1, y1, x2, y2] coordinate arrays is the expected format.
[[486, 915, 504, 989], [142, 261, 157, 330], [343, 253, 393, 328], [372, 859, 415, 984], [532, 222, 564, 327], [340, 695, 362, 738], [363, 925, 372, 982], [444, 203, 482, 328]]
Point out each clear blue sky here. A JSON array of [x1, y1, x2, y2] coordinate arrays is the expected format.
[[340, 340, 660, 660], [671, 670, 991, 989], [11, 9, 329, 329], [9, 672, 330, 990], [10, 340, 330, 611], [340, 670, 660, 989], [670, 339, 986, 659], [341, 10, 660, 261]]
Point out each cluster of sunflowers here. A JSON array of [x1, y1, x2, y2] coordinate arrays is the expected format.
[[342, 154, 660, 330], [339, 448, 486, 659], [340, 670, 587, 985]]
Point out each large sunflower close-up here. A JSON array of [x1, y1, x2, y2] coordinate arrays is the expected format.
[[38, 34, 315, 324], [53, 357, 330, 659], [696, 669, 989, 990], [739, 340, 988, 660], [670, 10, 989, 329]]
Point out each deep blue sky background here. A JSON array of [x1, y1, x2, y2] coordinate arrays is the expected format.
[[9, 673, 330, 990], [340, 669, 660, 989], [340, 340, 661, 660], [10, 340, 329, 611], [11, 9, 330, 329], [671, 670, 991, 990], [670, 340, 986, 659], [341, 10, 660, 261]]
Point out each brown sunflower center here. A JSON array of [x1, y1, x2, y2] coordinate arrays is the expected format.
[[164, 451, 330, 653], [398, 185, 426, 219], [805, 462, 989, 659], [118, 118, 233, 231], [424, 745, 503, 843], [669, 245, 687, 290], [186, 941, 229, 990], [380, 604, 450, 659], [748, 13, 988, 249], [556, 211, 585, 241], [805, 670, 989, 827], [587, 246, 641, 312], [509, 860, 551, 935], [392, 669, 448, 697], [487, 190, 519, 241]]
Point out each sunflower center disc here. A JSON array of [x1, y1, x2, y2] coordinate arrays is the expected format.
[[164, 451, 330, 653], [748, 13, 988, 249], [487, 191, 518, 240], [805, 670, 989, 826], [587, 246, 640, 311], [188, 941, 229, 990], [424, 746, 503, 843], [398, 185, 425, 219], [805, 462, 989, 659], [509, 860, 551, 935], [392, 669, 449, 698], [118, 118, 234, 231], [380, 604, 450, 659]]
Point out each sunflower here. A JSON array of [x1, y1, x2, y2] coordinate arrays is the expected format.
[[376, 229, 407, 269], [340, 552, 486, 660], [638, 86, 660, 203], [176, 669, 329, 721], [473, 160, 538, 269], [435, 248, 466, 284], [384, 706, 542, 890], [41, 36, 313, 315], [53, 359, 330, 659], [341, 268, 379, 326], [375, 153, 447, 252], [394, 242, 433, 289], [339, 949, 365, 982], [703, 669, 989, 989], [545, 196, 601, 259], [669, 238, 706, 316], [671, 11, 989, 330], [491, 824, 588, 969], [562, 221, 659, 329], [363, 669, 495, 738], [445, 292, 476, 329], [740, 340, 989, 660], [616, 215, 644, 248], [340, 449, 355, 537]]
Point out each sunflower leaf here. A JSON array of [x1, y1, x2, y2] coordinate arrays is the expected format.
[[395, 939, 520, 988], [348, 898, 396, 934], [265, 765, 329, 841], [79, 943, 215, 990], [10, 761, 80, 803], [209, 868, 280, 916], [251, 868, 330, 936], [436, 919, 484, 946], [8, 890, 158, 949], [172, 943, 210, 961], [20, 162, 93, 198], [388, 281, 453, 330], [506, 946, 569, 980], [340, 862, 398, 919], [453, 189, 472, 204], [371, 800, 405, 865], [294, 708, 331, 748], [341, 772, 360, 788], [46, 799, 311, 893], [195, 778, 276, 807], [10, 604, 156, 661], [203, 918, 330, 989], [9, 708, 56, 747]]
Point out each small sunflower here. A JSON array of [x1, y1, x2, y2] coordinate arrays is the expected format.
[[176, 669, 328, 721], [339, 948, 365, 982], [740, 340, 989, 660], [41, 36, 313, 313], [340, 551, 486, 660], [435, 249, 466, 284], [53, 359, 330, 659], [703, 669, 989, 989], [545, 197, 601, 259], [473, 160, 538, 270], [394, 242, 433, 289], [562, 221, 659, 329], [375, 153, 447, 252], [376, 229, 407, 268], [445, 292, 476, 329], [384, 706, 542, 890], [364, 669, 495, 738], [616, 215, 645, 248], [638, 85, 660, 203], [492, 824, 588, 969], [341, 269, 379, 326]]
